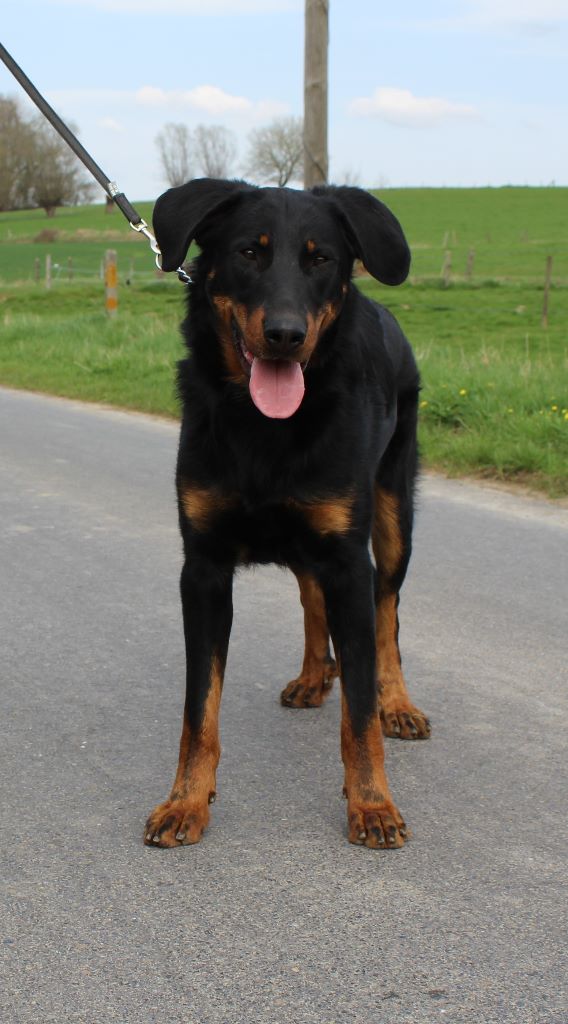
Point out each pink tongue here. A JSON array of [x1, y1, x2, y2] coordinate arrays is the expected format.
[[249, 358, 305, 418]]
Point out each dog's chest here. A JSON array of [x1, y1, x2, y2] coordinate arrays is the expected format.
[[179, 477, 356, 566]]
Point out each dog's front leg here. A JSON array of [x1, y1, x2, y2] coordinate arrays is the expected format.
[[319, 547, 408, 849], [145, 557, 233, 848]]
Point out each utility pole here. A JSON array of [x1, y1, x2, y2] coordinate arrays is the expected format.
[[303, 0, 329, 188]]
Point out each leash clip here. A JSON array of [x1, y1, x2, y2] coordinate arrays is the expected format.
[[176, 264, 193, 285], [129, 217, 192, 283], [129, 218, 162, 271]]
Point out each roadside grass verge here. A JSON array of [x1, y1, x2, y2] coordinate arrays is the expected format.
[[0, 281, 183, 416], [361, 278, 567, 496]]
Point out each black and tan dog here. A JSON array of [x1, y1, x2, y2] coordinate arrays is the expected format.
[[144, 179, 430, 851]]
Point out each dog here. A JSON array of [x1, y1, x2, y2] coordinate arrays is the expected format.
[[144, 178, 430, 851]]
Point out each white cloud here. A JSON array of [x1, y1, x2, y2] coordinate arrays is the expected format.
[[97, 117, 123, 132], [253, 99, 290, 120], [48, 86, 289, 121], [349, 87, 478, 127], [135, 84, 252, 114]]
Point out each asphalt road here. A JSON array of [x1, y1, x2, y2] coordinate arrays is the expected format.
[[1, 386, 566, 1024]]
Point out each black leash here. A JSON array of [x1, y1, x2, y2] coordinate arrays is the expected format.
[[0, 41, 191, 283]]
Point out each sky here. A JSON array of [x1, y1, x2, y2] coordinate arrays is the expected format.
[[1, 0, 567, 201]]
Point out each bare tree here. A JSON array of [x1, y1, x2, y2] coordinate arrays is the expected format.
[[156, 122, 194, 187], [0, 96, 34, 210], [245, 117, 304, 187], [27, 116, 94, 216], [335, 167, 362, 187], [0, 95, 93, 215], [194, 124, 237, 178]]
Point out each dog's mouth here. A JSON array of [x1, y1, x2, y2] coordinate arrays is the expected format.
[[232, 320, 255, 372], [231, 319, 305, 419]]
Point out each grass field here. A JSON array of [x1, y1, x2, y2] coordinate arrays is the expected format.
[[1, 188, 566, 284], [0, 188, 566, 496], [0, 201, 157, 285]]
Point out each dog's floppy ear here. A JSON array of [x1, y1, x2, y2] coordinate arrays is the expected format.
[[153, 178, 255, 272], [312, 185, 410, 285]]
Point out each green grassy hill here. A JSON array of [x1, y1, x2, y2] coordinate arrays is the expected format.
[[0, 187, 566, 284], [383, 186, 568, 283], [0, 201, 156, 284], [0, 188, 566, 495]]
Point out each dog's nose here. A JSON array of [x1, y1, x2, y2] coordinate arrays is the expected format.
[[264, 318, 306, 353]]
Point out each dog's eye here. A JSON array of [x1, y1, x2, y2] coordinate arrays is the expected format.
[[311, 253, 328, 267], [240, 248, 257, 262]]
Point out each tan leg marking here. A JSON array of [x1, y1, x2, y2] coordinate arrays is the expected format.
[[341, 695, 407, 849], [376, 594, 431, 739], [373, 488, 431, 739], [281, 574, 337, 707], [144, 657, 223, 847], [373, 487, 403, 578]]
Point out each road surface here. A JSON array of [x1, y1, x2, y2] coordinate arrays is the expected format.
[[1, 386, 566, 1023]]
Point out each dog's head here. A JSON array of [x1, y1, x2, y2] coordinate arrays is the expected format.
[[153, 178, 410, 418]]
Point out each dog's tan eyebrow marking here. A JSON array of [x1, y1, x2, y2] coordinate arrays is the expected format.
[[306, 239, 317, 253], [259, 233, 270, 247]]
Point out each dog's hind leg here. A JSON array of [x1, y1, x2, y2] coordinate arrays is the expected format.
[[280, 572, 338, 708], [373, 389, 431, 740]]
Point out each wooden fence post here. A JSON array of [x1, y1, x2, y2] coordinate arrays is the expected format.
[[45, 253, 52, 290], [34, 257, 40, 283], [541, 256, 553, 328], [67, 257, 73, 281], [105, 249, 118, 317], [466, 249, 475, 281]]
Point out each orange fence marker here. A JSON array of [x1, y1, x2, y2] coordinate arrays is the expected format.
[[105, 249, 118, 316]]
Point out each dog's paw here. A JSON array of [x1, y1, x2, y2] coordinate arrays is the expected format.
[[380, 701, 431, 740], [346, 794, 408, 850], [144, 796, 213, 848], [280, 674, 334, 708], [280, 659, 337, 708]]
